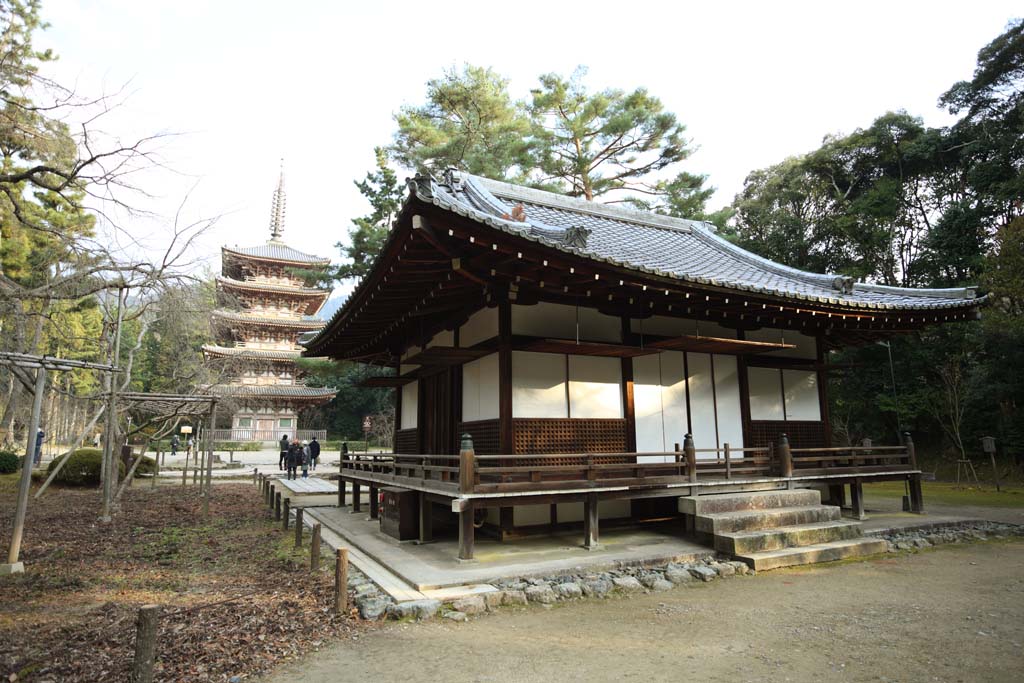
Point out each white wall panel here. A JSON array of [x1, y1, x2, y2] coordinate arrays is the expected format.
[[745, 328, 818, 359], [713, 355, 745, 451], [748, 367, 785, 421], [631, 316, 736, 339], [512, 351, 567, 418], [633, 353, 665, 453], [661, 350, 689, 453], [462, 360, 480, 422], [427, 329, 454, 348], [568, 355, 622, 419], [460, 306, 498, 347], [783, 369, 821, 421], [556, 502, 584, 523], [686, 352, 718, 453], [514, 505, 550, 526], [400, 381, 418, 430], [512, 302, 620, 342], [476, 353, 500, 420]]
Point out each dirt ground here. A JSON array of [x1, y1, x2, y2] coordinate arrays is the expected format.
[[269, 540, 1024, 683]]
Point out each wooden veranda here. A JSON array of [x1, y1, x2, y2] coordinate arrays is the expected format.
[[336, 432, 924, 561]]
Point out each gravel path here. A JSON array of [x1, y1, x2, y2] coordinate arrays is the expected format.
[[268, 540, 1024, 682]]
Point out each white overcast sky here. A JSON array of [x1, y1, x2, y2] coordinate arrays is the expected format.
[[38, 0, 1020, 294]]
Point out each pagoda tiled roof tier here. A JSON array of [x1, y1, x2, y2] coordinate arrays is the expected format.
[[215, 276, 329, 315], [208, 384, 337, 402], [201, 344, 300, 361], [210, 310, 326, 330], [222, 242, 331, 266], [305, 171, 984, 360]]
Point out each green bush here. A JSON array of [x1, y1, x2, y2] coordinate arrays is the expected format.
[[46, 448, 125, 487], [0, 450, 19, 474], [133, 455, 157, 477]]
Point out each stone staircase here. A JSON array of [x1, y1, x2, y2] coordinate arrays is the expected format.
[[678, 488, 887, 571]]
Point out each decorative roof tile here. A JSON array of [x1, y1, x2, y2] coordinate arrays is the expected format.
[[223, 242, 330, 265]]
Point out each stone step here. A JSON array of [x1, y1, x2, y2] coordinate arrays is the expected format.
[[736, 537, 889, 571], [679, 488, 821, 516], [715, 520, 864, 555], [696, 505, 842, 534]]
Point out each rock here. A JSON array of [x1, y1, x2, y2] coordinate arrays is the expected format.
[[353, 583, 377, 597], [712, 562, 736, 577], [913, 538, 932, 548], [726, 561, 749, 575], [387, 599, 441, 621], [483, 591, 504, 611], [356, 595, 390, 620], [442, 610, 467, 622], [639, 573, 663, 589], [525, 585, 557, 604], [451, 595, 486, 615], [650, 578, 674, 592], [689, 565, 717, 582], [555, 582, 583, 600], [612, 576, 643, 593], [665, 567, 694, 584], [582, 578, 612, 597], [503, 590, 528, 606], [507, 581, 528, 591]]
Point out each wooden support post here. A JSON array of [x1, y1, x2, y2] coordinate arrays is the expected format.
[[724, 442, 732, 480], [274, 492, 281, 521], [311, 523, 321, 572], [684, 434, 697, 486], [583, 492, 599, 549], [828, 484, 847, 508], [269, 484, 276, 510], [458, 501, 475, 561], [130, 604, 161, 683], [352, 482, 361, 513], [850, 479, 866, 520], [459, 434, 475, 494], [334, 547, 349, 615], [283, 498, 291, 530], [369, 484, 379, 519], [181, 450, 188, 487], [674, 442, 682, 477], [908, 474, 924, 514], [294, 507, 304, 547], [253, 468, 258, 485], [778, 433, 793, 478], [904, 432, 917, 469], [152, 446, 159, 489], [418, 492, 433, 544], [338, 477, 346, 507]]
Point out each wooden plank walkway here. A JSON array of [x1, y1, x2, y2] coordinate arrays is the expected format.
[[274, 478, 337, 495]]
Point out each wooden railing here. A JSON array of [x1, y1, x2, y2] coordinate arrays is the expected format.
[[213, 428, 327, 443], [338, 433, 919, 496]]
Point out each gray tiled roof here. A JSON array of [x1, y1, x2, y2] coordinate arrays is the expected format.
[[215, 276, 330, 298], [409, 172, 980, 312], [223, 241, 330, 265]]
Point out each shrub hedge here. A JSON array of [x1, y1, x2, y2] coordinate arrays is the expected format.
[[46, 448, 124, 487], [0, 450, 19, 474]]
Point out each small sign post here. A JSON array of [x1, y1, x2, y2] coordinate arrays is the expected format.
[[982, 436, 1000, 492], [362, 416, 371, 453]]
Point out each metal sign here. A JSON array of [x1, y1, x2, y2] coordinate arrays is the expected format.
[[180, 425, 193, 434], [362, 417, 371, 433]]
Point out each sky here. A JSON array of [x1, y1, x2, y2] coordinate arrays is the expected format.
[[37, 0, 1021, 303]]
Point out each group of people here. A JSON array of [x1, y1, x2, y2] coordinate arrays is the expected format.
[[278, 435, 320, 480]]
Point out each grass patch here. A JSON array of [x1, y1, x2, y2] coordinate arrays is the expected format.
[[865, 480, 1024, 508]]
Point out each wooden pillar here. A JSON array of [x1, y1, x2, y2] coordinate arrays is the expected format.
[[294, 507, 304, 547], [829, 484, 847, 508], [351, 482, 361, 513], [498, 300, 513, 536], [369, 484, 379, 519], [282, 498, 291, 530], [334, 547, 348, 614], [418, 492, 433, 544], [274, 492, 281, 521], [310, 523, 321, 572], [850, 479, 866, 520], [338, 477, 346, 507], [583, 492, 599, 549], [621, 317, 636, 452], [684, 433, 697, 487], [908, 474, 924, 514], [458, 500, 475, 561], [130, 604, 161, 683], [777, 433, 793, 478], [904, 432, 918, 469]]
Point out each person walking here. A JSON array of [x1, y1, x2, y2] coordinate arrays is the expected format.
[[170, 434, 179, 457], [279, 434, 289, 471], [186, 436, 194, 458], [33, 427, 44, 465], [309, 437, 320, 471], [300, 441, 311, 479], [286, 440, 300, 480]]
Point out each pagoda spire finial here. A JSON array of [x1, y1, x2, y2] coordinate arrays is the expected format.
[[269, 159, 286, 242]]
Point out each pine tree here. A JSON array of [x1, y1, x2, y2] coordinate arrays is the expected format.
[[334, 148, 405, 281]]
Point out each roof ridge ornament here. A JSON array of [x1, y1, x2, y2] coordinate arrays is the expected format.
[[562, 225, 592, 249], [831, 276, 855, 294], [269, 159, 286, 242]]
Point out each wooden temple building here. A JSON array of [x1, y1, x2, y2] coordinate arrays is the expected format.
[[304, 170, 983, 567], [205, 167, 336, 442]]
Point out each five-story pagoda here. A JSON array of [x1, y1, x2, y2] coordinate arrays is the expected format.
[[204, 167, 337, 442]]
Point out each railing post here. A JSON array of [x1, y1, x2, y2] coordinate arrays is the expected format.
[[274, 492, 282, 521], [778, 433, 793, 479], [674, 442, 681, 477], [459, 434, 475, 494], [294, 507, 304, 547], [282, 498, 290, 530], [130, 604, 161, 683], [684, 434, 697, 485], [338, 477, 345, 507], [253, 468, 258, 485], [334, 547, 349, 614], [724, 442, 732, 480], [311, 523, 321, 572], [903, 432, 917, 469]]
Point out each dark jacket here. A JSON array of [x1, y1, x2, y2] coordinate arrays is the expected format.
[[286, 444, 301, 467], [309, 439, 320, 458], [279, 436, 289, 453]]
